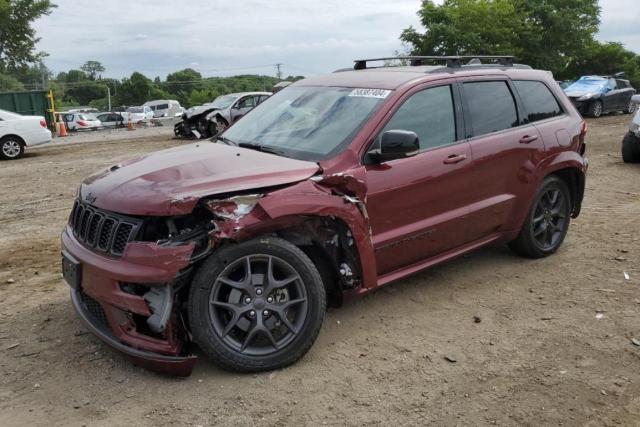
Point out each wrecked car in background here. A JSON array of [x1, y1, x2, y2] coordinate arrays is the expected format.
[[173, 92, 271, 139], [622, 94, 640, 163], [564, 75, 636, 117], [62, 55, 587, 376]]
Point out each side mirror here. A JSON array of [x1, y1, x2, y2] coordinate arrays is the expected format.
[[631, 94, 640, 105], [372, 130, 420, 163]]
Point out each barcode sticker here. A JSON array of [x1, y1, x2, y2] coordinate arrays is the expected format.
[[348, 88, 391, 99]]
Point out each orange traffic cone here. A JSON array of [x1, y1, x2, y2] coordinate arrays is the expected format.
[[58, 120, 68, 137], [127, 115, 135, 131]]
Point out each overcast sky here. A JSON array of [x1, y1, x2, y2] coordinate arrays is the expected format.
[[32, 0, 639, 79]]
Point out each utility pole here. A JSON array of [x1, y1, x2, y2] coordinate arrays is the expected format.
[[275, 63, 283, 80], [106, 85, 112, 111]]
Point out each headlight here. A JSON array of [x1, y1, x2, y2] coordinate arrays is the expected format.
[[578, 93, 593, 101]]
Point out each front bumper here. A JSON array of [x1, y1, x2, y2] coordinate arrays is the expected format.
[[61, 225, 197, 376]]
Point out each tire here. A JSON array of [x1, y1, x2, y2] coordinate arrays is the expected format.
[[622, 132, 640, 163], [188, 237, 326, 372], [587, 100, 603, 118], [208, 118, 228, 138], [624, 99, 637, 115], [509, 176, 572, 259], [0, 136, 25, 160]]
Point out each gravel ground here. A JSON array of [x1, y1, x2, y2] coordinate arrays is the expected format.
[[0, 114, 639, 426]]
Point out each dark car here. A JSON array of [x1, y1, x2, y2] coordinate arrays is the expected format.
[[174, 92, 271, 139], [564, 75, 637, 117], [61, 55, 587, 376]]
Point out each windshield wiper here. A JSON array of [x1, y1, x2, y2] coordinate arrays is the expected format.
[[214, 135, 238, 146], [238, 142, 288, 157]]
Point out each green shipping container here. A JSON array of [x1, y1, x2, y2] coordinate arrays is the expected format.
[[0, 91, 51, 125]]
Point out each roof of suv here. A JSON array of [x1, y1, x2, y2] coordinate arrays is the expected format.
[[295, 65, 548, 90]]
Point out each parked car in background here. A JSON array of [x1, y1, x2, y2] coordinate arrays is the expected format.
[[143, 100, 183, 118], [622, 94, 640, 163], [95, 112, 126, 128], [59, 112, 102, 131], [68, 107, 100, 114], [564, 75, 636, 117], [0, 109, 51, 160], [62, 55, 587, 375], [174, 92, 271, 139], [123, 106, 154, 124]]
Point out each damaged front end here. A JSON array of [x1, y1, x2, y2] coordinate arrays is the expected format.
[[63, 167, 375, 376]]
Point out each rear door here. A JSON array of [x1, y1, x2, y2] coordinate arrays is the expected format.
[[364, 82, 473, 275], [459, 78, 544, 242]]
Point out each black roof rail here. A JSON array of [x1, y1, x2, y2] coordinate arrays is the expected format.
[[353, 55, 515, 70]]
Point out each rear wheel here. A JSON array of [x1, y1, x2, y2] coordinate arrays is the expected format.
[[622, 132, 640, 163], [509, 176, 571, 258], [624, 99, 637, 114], [188, 237, 326, 372], [0, 136, 25, 160], [587, 100, 603, 118]]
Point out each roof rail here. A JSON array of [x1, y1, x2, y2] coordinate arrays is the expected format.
[[353, 55, 515, 70]]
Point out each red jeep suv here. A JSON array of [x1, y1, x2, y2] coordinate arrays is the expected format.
[[61, 56, 587, 375]]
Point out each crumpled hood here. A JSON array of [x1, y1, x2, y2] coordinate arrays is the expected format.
[[81, 143, 320, 216], [185, 105, 218, 119]]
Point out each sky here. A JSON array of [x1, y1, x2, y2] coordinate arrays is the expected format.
[[32, 0, 639, 80]]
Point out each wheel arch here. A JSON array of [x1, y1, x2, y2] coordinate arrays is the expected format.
[[1, 134, 26, 145], [546, 166, 586, 218]]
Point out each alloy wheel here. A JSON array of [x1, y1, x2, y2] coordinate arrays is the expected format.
[[208, 254, 308, 356], [531, 188, 567, 250], [2, 139, 22, 158], [593, 102, 602, 117]]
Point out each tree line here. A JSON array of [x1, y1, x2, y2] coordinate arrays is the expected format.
[[1, 63, 302, 109], [401, 0, 640, 87]]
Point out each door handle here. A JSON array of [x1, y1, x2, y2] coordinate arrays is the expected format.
[[519, 135, 539, 144], [443, 154, 467, 164]]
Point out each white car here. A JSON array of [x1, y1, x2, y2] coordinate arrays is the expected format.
[[0, 109, 52, 160], [123, 106, 154, 124], [60, 112, 102, 131]]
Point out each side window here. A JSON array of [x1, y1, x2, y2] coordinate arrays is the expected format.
[[65, 114, 74, 122], [237, 97, 256, 109], [513, 80, 563, 123], [258, 95, 269, 104], [463, 81, 518, 137], [377, 85, 456, 151]]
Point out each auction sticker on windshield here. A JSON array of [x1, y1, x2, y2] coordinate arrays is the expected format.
[[348, 88, 391, 98]]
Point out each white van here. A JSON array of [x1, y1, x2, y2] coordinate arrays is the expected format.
[[143, 100, 183, 118]]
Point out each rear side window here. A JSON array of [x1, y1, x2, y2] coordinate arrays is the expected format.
[[513, 80, 563, 123], [378, 85, 457, 151], [463, 81, 518, 137]]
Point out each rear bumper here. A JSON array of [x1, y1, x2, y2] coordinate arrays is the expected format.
[[61, 225, 197, 376], [70, 288, 196, 376], [25, 129, 52, 147]]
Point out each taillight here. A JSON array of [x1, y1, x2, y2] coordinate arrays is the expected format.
[[578, 120, 587, 155], [77, 120, 87, 126], [39, 119, 47, 128]]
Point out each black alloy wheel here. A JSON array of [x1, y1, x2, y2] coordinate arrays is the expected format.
[[188, 237, 326, 372]]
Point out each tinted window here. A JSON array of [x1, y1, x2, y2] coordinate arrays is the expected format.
[[463, 81, 518, 136], [378, 85, 456, 151], [513, 80, 563, 123]]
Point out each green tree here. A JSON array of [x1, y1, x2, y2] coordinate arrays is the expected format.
[[115, 72, 153, 105], [0, 0, 57, 71], [80, 60, 105, 80], [401, 0, 601, 75], [0, 72, 24, 91], [563, 41, 640, 87]]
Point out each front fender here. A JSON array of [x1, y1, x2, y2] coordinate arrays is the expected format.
[[210, 179, 378, 290]]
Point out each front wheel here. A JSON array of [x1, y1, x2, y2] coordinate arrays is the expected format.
[[0, 136, 25, 160], [587, 100, 603, 118], [509, 176, 572, 259], [188, 237, 326, 372]]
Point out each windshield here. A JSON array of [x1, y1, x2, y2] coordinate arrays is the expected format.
[[209, 95, 239, 110], [566, 77, 608, 93], [127, 107, 143, 113], [222, 86, 388, 161]]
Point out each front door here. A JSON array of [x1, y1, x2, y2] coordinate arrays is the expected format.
[[364, 83, 473, 275]]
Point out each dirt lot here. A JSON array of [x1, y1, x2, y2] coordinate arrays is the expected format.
[[0, 115, 639, 426]]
